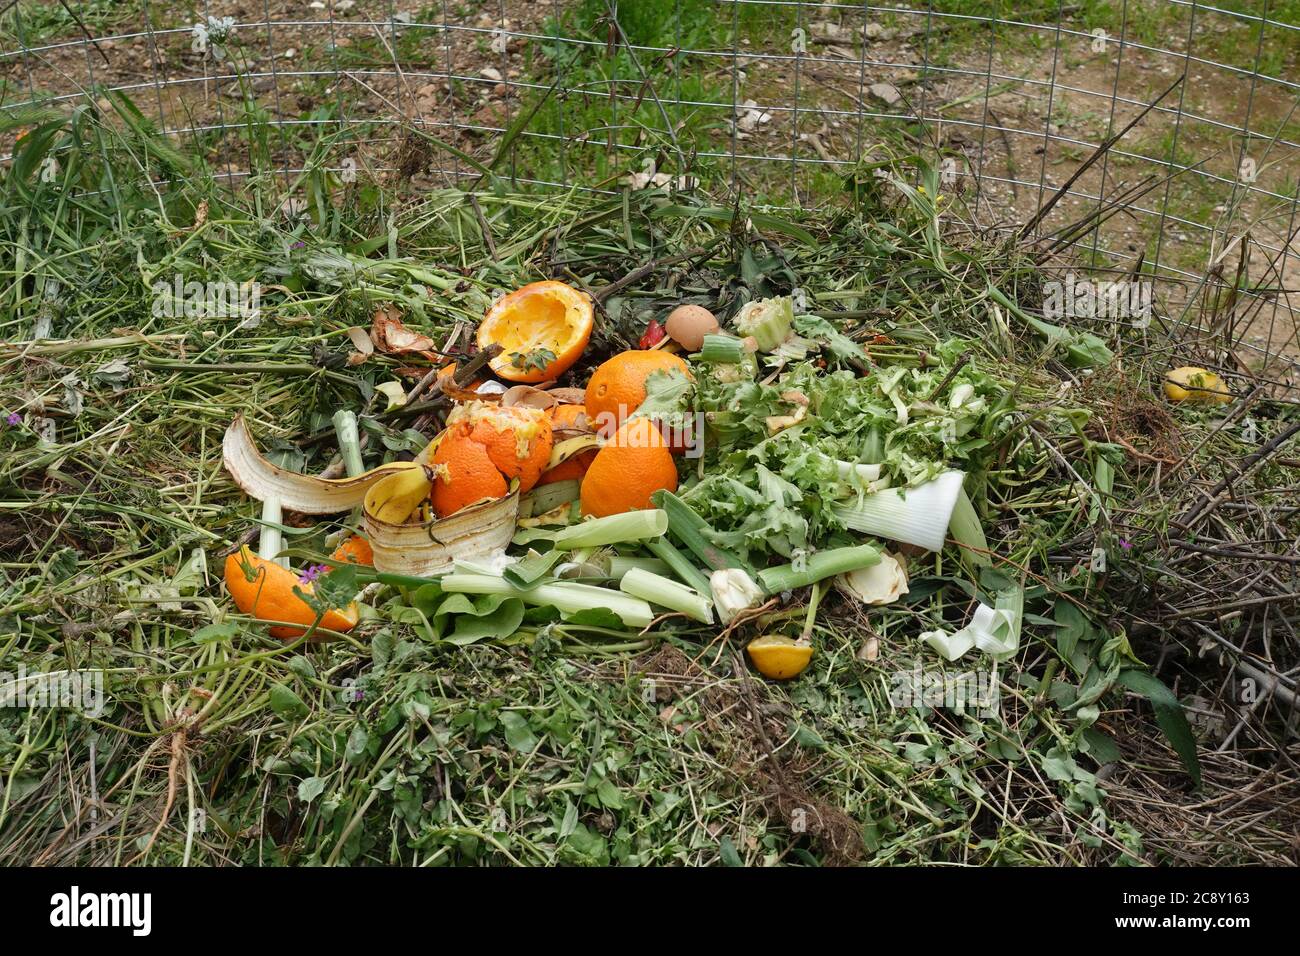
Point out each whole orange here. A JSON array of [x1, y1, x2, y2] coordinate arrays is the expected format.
[[584, 350, 691, 437], [579, 417, 678, 517]]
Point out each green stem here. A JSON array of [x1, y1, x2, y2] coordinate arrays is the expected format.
[[258, 496, 287, 568], [800, 581, 823, 643], [758, 544, 880, 594], [645, 536, 713, 594], [332, 409, 365, 478]]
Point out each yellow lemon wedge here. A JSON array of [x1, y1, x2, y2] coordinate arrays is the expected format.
[[746, 635, 813, 680], [1163, 366, 1231, 404]]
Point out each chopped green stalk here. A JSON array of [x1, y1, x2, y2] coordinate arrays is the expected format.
[[550, 509, 668, 551], [734, 295, 794, 352], [258, 496, 287, 569], [332, 409, 365, 478], [652, 489, 755, 575], [645, 536, 713, 594], [619, 568, 713, 624], [698, 333, 745, 364], [757, 544, 881, 594], [948, 482, 991, 569], [333, 409, 366, 532], [800, 580, 823, 642], [828, 471, 965, 552], [440, 572, 654, 628], [607, 556, 671, 581]]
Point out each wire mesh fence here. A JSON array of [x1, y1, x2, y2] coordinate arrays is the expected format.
[[2, 1, 1298, 365]]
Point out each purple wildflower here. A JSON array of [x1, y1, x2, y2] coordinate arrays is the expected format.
[[291, 240, 306, 250], [5, 412, 19, 426], [298, 564, 327, 585], [1119, 538, 1132, 551]]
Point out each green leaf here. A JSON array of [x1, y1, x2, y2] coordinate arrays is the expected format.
[[1041, 746, 1077, 782], [499, 711, 538, 754], [1117, 669, 1201, 787], [344, 726, 369, 766], [1081, 727, 1122, 765], [1053, 601, 1091, 662], [268, 683, 309, 721], [192, 621, 238, 644], [792, 723, 827, 750], [563, 607, 625, 629], [432, 592, 526, 645], [503, 550, 564, 589], [595, 778, 625, 810], [719, 835, 744, 867], [287, 654, 317, 681], [298, 776, 326, 803]]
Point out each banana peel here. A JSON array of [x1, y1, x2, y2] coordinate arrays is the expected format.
[[223, 415, 431, 514], [547, 434, 601, 471], [226, 416, 519, 577], [363, 486, 519, 576], [364, 462, 438, 524]]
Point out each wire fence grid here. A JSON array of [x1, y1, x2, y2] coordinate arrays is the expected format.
[[2, 1, 1298, 369]]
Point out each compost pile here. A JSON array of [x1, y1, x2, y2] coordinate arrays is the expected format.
[[2, 125, 1297, 865]]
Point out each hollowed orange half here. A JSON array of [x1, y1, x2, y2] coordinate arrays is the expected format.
[[478, 280, 594, 383]]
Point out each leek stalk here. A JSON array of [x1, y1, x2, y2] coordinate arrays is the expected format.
[[619, 568, 713, 624], [757, 544, 881, 594]]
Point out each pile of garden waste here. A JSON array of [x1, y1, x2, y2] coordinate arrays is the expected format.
[[9, 127, 1291, 866]]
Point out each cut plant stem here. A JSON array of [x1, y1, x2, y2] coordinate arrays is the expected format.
[[698, 333, 746, 364], [828, 471, 965, 552], [645, 536, 713, 594], [618, 567, 713, 624], [549, 509, 668, 551], [757, 544, 881, 594], [440, 571, 654, 628], [800, 580, 822, 642], [332, 409, 365, 478], [653, 489, 754, 574], [606, 555, 671, 581], [257, 496, 288, 569]]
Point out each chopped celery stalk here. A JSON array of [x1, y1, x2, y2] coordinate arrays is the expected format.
[[948, 482, 992, 569], [828, 471, 966, 552], [698, 333, 745, 364], [549, 510, 668, 551], [757, 544, 881, 594], [645, 536, 713, 594], [619, 568, 713, 624], [258, 496, 288, 568], [607, 556, 671, 581], [652, 489, 755, 574], [440, 572, 654, 628], [332, 409, 365, 478], [734, 295, 794, 352]]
